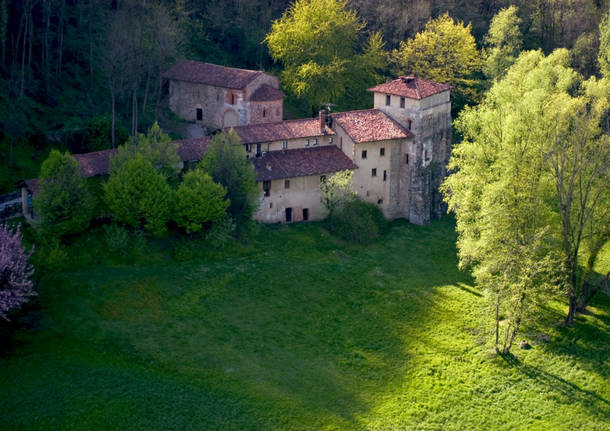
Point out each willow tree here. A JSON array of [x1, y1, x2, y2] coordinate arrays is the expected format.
[[442, 49, 610, 351]]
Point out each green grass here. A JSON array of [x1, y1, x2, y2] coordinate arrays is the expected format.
[[1, 219, 609, 430]]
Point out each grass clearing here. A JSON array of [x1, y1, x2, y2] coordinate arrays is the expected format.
[[1, 218, 609, 430]]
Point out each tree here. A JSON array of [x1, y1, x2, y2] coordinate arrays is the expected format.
[[110, 122, 180, 180], [175, 169, 229, 234], [442, 49, 610, 350], [599, 11, 610, 77], [320, 170, 356, 214], [198, 130, 258, 226], [392, 13, 483, 111], [104, 154, 172, 236], [34, 150, 92, 238], [484, 6, 523, 81], [265, 0, 387, 111], [0, 224, 35, 321]]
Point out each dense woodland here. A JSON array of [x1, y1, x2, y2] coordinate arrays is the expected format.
[[0, 0, 608, 169]]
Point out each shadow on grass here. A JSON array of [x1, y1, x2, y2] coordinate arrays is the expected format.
[[500, 352, 610, 418], [455, 282, 482, 297]]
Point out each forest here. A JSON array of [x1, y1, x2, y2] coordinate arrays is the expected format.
[[0, 0, 608, 192]]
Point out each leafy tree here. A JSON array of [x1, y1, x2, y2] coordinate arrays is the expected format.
[[84, 114, 129, 152], [442, 49, 610, 351], [599, 11, 610, 77], [483, 6, 523, 80], [392, 13, 483, 111], [320, 170, 356, 214], [198, 130, 258, 226], [175, 169, 229, 234], [0, 224, 35, 321], [110, 122, 180, 180], [34, 150, 92, 238], [265, 0, 387, 111], [104, 154, 172, 236]]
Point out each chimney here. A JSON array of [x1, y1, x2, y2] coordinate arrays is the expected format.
[[319, 109, 327, 133]]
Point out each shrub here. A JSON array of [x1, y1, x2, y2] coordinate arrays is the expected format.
[[198, 130, 258, 226], [104, 224, 146, 262], [34, 150, 93, 238], [174, 170, 229, 234], [104, 154, 172, 236], [0, 224, 35, 320], [327, 198, 386, 244]]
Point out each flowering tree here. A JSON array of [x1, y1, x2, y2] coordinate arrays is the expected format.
[[0, 224, 35, 321]]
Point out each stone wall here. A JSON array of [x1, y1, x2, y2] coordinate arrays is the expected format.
[[254, 174, 327, 223]]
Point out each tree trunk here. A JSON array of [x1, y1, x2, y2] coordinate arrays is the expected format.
[[142, 68, 151, 117], [566, 296, 576, 325], [111, 84, 116, 148], [494, 292, 500, 352], [19, 4, 28, 99]]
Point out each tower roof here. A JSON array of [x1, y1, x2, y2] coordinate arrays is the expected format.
[[367, 76, 450, 100]]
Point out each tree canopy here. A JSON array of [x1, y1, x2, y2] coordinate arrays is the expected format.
[[392, 13, 483, 111], [33, 150, 92, 238], [265, 0, 386, 111], [442, 49, 610, 350], [484, 6, 523, 80], [198, 130, 258, 226]]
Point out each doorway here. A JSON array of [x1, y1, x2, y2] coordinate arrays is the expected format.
[[285, 207, 292, 223]]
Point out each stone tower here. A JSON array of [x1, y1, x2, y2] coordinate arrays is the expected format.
[[368, 76, 452, 224]]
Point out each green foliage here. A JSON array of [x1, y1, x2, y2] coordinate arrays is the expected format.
[[442, 49, 609, 348], [320, 170, 356, 213], [198, 130, 258, 226], [599, 11, 610, 77], [320, 170, 386, 243], [327, 198, 386, 243], [265, 0, 387, 111], [84, 115, 129, 152], [110, 122, 180, 180], [392, 13, 483, 111], [104, 154, 172, 236], [174, 169, 229, 234], [33, 150, 92, 238], [484, 6, 523, 80]]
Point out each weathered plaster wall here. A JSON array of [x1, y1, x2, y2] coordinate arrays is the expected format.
[[253, 175, 327, 223]]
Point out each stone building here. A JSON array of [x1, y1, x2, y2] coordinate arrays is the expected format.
[[163, 60, 284, 130], [21, 65, 452, 227]]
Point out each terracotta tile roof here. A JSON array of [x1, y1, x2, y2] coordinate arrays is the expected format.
[[252, 146, 357, 181], [332, 109, 413, 144], [163, 60, 264, 89], [367, 76, 451, 100], [73, 149, 117, 177], [174, 136, 212, 162], [229, 118, 334, 144], [249, 84, 285, 102]]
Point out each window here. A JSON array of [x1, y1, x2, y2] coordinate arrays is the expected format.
[[313, 138, 318, 146], [362, 150, 367, 159], [386, 94, 391, 106], [320, 175, 327, 183], [256, 143, 261, 157], [405, 154, 409, 164], [230, 93, 236, 105], [285, 207, 292, 223], [262, 108, 266, 117], [303, 208, 309, 221], [383, 170, 387, 181], [196, 108, 203, 121], [263, 180, 271, 197], [329, 137, 333, 145], [372, 168, 377, 177], [245, 143, 252, 153], [425, 150, 430, 161], [380, 147, 385, 157], [284, 179, 290, 189], [305, 139, 310, 147], [377, 199, 383, 205], [282, 140, 287, 149], [400, 97, 405, 108], [340, 136, 343, 149], [407, 119, 412, 130], [269, 202, 273, 208]]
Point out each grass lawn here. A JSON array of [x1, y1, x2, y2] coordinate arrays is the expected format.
[[1, 218, 609, 430]]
